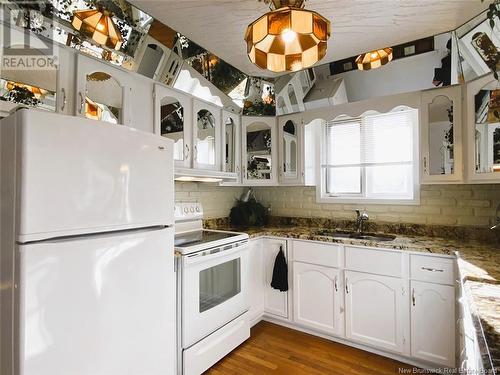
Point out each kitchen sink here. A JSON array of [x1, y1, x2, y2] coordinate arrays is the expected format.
[[314, 230, 396, 242]]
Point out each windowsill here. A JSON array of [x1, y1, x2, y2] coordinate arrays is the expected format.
[[317, 195, 421, 205]]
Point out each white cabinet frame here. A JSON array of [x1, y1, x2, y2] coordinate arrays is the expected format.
[[222, 110, 242, 182], [241, 116, 278, 185], [192, 99, 222, 171], [75, 54, 132, 126], [465, 72, 500, 183], [153, 83, 193, 168], [421, 84, 464, 184]]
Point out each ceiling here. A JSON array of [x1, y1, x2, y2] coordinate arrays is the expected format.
[[130, 0, 488, 78]]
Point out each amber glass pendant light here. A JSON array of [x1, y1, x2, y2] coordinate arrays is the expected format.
[[356, 48, 393, 71], [6, 81, 48, 98], [72, 7, 124, 50], [245, 0, 331, 73]]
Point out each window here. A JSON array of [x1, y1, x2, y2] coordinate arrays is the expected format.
[[321, 108, 418, 203]]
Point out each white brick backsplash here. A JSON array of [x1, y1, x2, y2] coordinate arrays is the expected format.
[[176, 183, 499, 227], [252, 185, 500, 227]]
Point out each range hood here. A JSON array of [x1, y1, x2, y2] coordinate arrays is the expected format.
[[174, 168, 238, 183]]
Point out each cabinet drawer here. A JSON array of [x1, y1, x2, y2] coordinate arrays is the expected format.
[[410, 255, 455, 285], [345, 246, 402, 277], [293, 240, 341, 268]]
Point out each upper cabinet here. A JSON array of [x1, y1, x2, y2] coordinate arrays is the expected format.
[[75, 55, 154, 132], [242, 116, 278, 185], [278, 113, 320, 186], [222, 111, 242, 181], [466, 73, 500, 182], [193, 100, 221, 170], [154, 83, 193, 168], [420, 85, 463, 184], [154, 85, 225, 173], [279, 117, 300, 183]]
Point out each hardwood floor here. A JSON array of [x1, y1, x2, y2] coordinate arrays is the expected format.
[[205, 321, 416, 375]]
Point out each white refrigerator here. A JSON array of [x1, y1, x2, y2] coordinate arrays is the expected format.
[[0, 109, 176, 375]]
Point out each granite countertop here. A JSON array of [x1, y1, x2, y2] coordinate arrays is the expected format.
[[205, 218, 499, 372]]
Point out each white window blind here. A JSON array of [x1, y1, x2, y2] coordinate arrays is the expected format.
[[323, 109, 416, 200]]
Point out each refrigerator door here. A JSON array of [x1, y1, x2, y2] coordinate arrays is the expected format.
[[18, 227, 175, 375], [15, 109, 174, 242]]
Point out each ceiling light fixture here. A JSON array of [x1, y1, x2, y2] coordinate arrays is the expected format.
[[245, 0, 331, 73], [355, 47, 393, 71], [72, 8, 124, 50]]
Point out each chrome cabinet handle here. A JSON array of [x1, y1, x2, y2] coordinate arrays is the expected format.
[[421, 267, 444, 273], [423, 157, 428, 174], [183, 144, 189, 160], [194, 145, 198, 161], [412, 288, 416, 306], [60, 88, 66, 112], [345, 278, 349, 294], [78, 92, 85, 114], [334, 276, 338, 292]]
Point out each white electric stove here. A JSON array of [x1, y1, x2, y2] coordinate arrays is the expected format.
[[174, 202, 250, 375]]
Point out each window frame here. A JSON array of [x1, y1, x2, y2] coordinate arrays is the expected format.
[[317, 108, 420, 205]]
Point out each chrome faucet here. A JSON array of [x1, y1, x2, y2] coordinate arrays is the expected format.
[[355, 209, 369, 234], [491, 203, 500, 230]]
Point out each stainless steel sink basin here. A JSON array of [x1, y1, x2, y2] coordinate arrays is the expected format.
[[350, 233, 396, 242], [315, 230, 396, 242]]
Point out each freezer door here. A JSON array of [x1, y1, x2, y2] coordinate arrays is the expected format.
[[15, 110, 174, 242], [17, 227, 175, 375]]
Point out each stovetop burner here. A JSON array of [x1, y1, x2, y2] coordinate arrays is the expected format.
[[174, 230, 240, 248]]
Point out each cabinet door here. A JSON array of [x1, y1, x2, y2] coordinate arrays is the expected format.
[[345, 271, 406, 354], [248, 239, 264, 324], [411, 281, 455, 367], [193, 99, 222, 170], [222, 110, 242, 181], [466, 73, 500, 182], [278, 115, 301, 185], [154, 83, 193, 168], [293, 262, 344, 336], [56, 46, 76, 115], [421, 85, 463, 183], [75, 55, 154, 132], [262, 238, 288, 318], [242, 116, 278, 185]]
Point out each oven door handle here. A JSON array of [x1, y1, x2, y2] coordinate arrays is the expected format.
[[183, 241, 249, 266]]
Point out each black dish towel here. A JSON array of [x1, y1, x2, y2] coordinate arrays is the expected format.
[[271, 246, 288, 292]]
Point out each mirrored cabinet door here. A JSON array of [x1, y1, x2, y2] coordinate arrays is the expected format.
[[242, 116, 277, 184], [467, 73, 500, 182], [193, 99, 221, 170], [278, 115, 302, 184], [76, 55, 130, 126], [421, 85, 463, 183], [154, 83, 193, 168], [223, 111, 241, 180]]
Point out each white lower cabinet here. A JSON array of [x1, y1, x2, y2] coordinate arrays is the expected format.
[[262, 238, 289, 318], [246, 238, 458, 368], [345, 270, 407, 354], [410, 280, 455, 367], [248, 238, 264, 324], [292, 262, 344, 336]]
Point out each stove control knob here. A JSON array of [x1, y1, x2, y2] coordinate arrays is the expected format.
[[183, 207, 188, 213], [190, 207, 195, 213], [196, 206, 201, 212]]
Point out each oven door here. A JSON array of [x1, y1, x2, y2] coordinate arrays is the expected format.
[[182, 241, 249, 348]]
